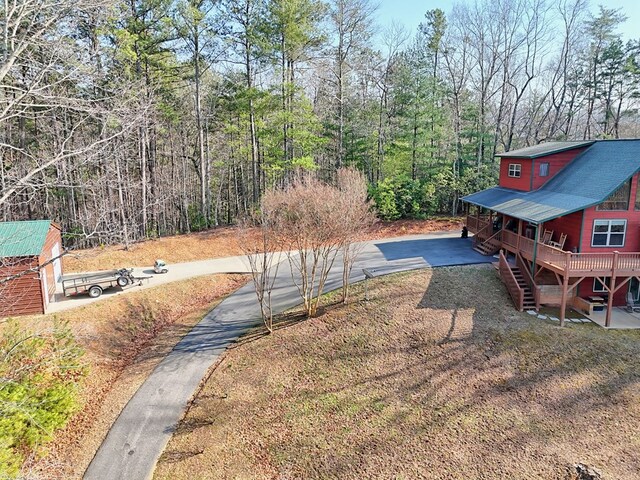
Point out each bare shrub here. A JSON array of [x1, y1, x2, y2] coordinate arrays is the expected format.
[[263, 174, 343, 318], [262, 169, 376, 317], [336, 167, 377, 303], [238, 210, 282, 332]]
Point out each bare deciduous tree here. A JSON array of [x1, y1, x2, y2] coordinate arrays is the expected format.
[[262, 169, 376, 317], [238, 209, 281, 333], [263, 173, 343, 317], [336, 167, 376, 303]]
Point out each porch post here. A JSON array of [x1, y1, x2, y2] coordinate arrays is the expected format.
[[606, 252, 619, 328], [531, 224, 539, 276], [560, 272, 569, 327], [517, 220, 522, 251]]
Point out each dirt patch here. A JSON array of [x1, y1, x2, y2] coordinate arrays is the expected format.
[[63, 227, 256, 272], [154, 266, 640, 480], [364, 217, 462, 240], [63, 218, 463, 272], [13, 274, 247, 479]]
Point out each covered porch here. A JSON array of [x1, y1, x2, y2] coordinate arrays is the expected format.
[[465, 207, 640, 328], [586, 307, 640, 329]]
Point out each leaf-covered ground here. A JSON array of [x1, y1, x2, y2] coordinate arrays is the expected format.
[[155, 266, 640, 480], [9, 273, 246, 479]]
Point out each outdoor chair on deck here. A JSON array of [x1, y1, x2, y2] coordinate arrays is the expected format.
[[548, 233, 567, 250], [541, 229, 554, 245], [626, 292, 640, 313]]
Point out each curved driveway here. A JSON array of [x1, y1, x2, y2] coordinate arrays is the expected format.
[[83, 233, 491, 480], [49, 255, 257, 314]]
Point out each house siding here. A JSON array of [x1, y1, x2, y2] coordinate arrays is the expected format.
[[0, 257, 44, 316], [39, 224, 62, 303], [499, 158, 532, 191], [578, 277, 628, 307], [531, 147, 589, 189], [498, 146, 588, 192], [579, 173, 640, 253], [576, 173, 640, 305], [541, 210, 583, 253]]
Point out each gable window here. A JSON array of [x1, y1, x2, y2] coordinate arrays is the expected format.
[[539, 162, 549, 177], [591, 219, 626, 247], [593, 277, 611, 293], [508, 164, 521, 178], [597, 179, 630, 211]]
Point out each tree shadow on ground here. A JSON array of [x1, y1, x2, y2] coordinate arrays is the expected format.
[[158, 265, 640, 479], [302, 266, 640, 478], [230, 298, 347, 348]]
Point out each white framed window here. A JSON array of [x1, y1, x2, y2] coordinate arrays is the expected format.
[[593, 277, 611, 293], [539, 162, 549, 177], [591, 219, 626, 247], [508, 164, 521, 178]]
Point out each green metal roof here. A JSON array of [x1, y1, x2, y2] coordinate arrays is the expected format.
[[495, 140, 595, 158], [461, 187, 597, 224], [463, 139, 640, 223], [0, 220, 53, 258]]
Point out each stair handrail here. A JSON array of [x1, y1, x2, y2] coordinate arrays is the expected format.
[[499, 251, 524, 311], [484, 229, 503, 247], [516, 252, 541, 310], [474, 222, 493, 246]]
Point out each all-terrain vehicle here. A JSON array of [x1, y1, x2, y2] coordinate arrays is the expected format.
[[153, 259, 168, 274]]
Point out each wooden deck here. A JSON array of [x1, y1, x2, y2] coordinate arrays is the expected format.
[[467, 215, 640, 277]]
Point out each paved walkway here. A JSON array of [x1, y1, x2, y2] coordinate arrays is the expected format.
[[83, 233, 491, 480]]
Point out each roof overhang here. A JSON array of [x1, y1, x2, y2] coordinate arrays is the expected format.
[[461, 187, 599, 224], [495, 141, 595, 159]]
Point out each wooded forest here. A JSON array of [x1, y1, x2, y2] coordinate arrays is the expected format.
[[2, 0, 640, 247]]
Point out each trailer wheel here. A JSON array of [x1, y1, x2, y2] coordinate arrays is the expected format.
[[88, 286, 103, 298], [117, 276, 129, 287]]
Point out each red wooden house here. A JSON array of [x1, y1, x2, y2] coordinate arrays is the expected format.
[[462, 139, 640, 327], [0, 220, 63, 317]]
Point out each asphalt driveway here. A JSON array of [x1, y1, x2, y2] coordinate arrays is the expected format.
[[375, 236, 492, 266], [83, 232, 493, 480]]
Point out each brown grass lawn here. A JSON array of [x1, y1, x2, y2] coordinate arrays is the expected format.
[[9, 273, 247, 479], [154, 266, 640, 480], [63, 218, 462, 272]]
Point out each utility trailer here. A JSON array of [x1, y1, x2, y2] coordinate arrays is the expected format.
[[62, 268, 139, 298]]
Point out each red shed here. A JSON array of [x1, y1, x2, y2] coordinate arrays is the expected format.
[[0, 220, 63, 317]]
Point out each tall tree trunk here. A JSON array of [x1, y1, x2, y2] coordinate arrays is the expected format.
[[194, 30, 208, 227]]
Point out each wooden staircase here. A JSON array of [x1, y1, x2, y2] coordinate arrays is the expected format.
[[473, 229, 502, 256], [510, 265, 537, 311], [498, 251, 539, 312]]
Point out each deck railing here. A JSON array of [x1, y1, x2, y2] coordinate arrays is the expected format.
[[516, 253, 541, 310], [466, 215, 490, 235], [483, 229, 503, 249], [617, 253, 640, 271], [536, 243, 568, 269], [499, 250, 524, 311], [467, 215, 640, 276]]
